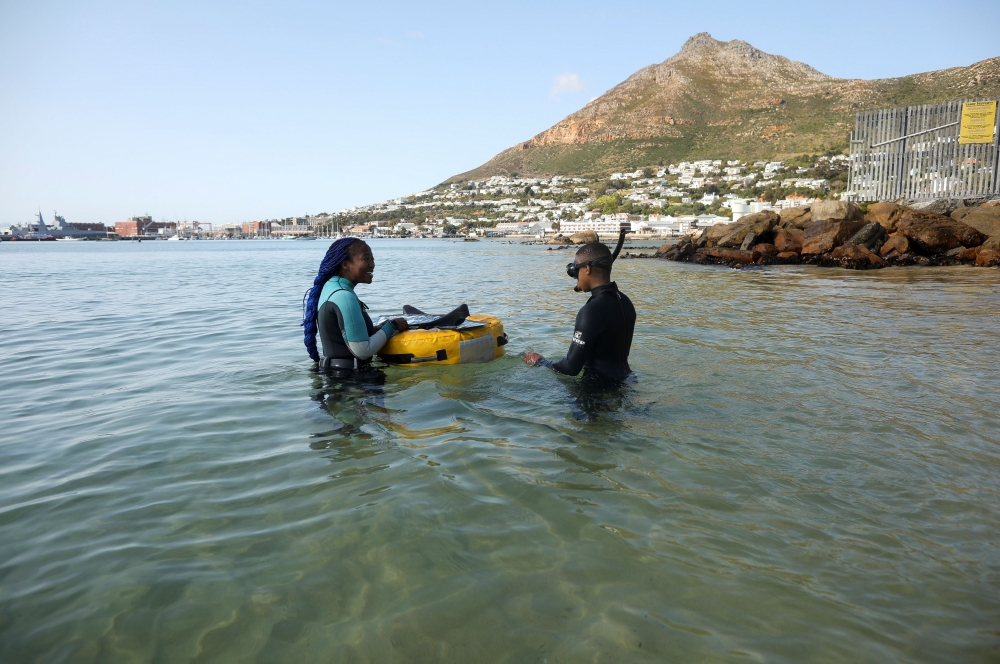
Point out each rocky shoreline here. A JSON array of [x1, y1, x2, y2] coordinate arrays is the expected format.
[[655, 199, 1000, 269]]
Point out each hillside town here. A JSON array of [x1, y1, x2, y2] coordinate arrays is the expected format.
[[1, 155, 849, 241]]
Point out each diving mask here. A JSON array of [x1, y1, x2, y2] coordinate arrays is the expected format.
[[566, 259, 611, 279]]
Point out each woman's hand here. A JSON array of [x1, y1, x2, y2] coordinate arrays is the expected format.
[[391, 318, 410, 332], [523, 352, 544, 366]]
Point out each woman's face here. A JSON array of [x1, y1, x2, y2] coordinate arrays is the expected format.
[[340, 242, 375, 284]]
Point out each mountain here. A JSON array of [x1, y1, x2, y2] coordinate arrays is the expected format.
[[450, 33, 1000, 181]]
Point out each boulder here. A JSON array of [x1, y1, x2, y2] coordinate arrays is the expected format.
[[846, 221, 889, 252], [773, 227, 804, 253], [954, 208, 1000, 239], [950, 206, 976, 222], [909, 198, 962, 216], [975, 249, 1000, 267], [776, 251, 800, 262], [982, 200, 1000, 209], [740, 232, 758, 250], [778, 206, 811, 229], [801, 219, 867, 255], [811, 200, 863, 223], [883, 251, 916, 266], [754, 242, 778, 257], [955, 247, 979, 262], [701, 247, 759, 264], [569, 230, 599, 245], [880, 234, 910, 256], [704, 223, 734, 242], [896, 209, 986, 253], [982, 236, 1000, 251], [865, 202, 905, 232], [717, 210, 779, 248], [654, 243, 674, 257], [830, 244, 884, 269]]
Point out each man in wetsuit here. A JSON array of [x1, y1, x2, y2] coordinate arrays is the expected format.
[[523, 241, 636, 382]]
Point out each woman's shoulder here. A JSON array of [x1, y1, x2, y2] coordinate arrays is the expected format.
[[320, 279, 359, 304]]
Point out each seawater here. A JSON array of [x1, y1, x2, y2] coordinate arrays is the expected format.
[[1, 239, 999, 663]]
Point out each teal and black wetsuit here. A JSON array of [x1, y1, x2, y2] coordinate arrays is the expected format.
[[317, 277, 398, 370]]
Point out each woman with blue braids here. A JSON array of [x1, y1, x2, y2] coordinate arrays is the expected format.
[[302, 238, 408, 372]]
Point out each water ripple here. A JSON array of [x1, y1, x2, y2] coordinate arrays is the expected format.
[[1, 241, 999, 662]]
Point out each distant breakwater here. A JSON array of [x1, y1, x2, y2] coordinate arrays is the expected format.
[[654, 199, 1000, 269]]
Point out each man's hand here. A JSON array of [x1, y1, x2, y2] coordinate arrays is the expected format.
[[523, 352, 544, 366], [391, 318, 409, 332]]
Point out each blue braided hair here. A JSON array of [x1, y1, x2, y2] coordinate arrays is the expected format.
[[301, 237, 361, 361]]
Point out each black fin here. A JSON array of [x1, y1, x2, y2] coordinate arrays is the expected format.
[[429, 304, 469, 328], [410, 304, 470, 329], [403, 305, 428, 315]]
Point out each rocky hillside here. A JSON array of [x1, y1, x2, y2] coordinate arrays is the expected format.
[[451, 33, 1000, 181]]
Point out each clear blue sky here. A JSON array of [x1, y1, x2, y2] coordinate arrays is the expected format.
[[2, 0, 998, 225]]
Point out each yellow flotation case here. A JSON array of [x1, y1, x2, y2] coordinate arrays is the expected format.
[[378, 314, 507, 366]]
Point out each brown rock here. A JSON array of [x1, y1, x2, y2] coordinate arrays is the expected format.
[[778, 206, 811, 229], [703, 247, 759, 264], [846, 221, 889, 252], [654, 243, 673, 256], [811, 200, 863, 223], [717, 210, 780, 248], [981, 200, 1000, 209], [865, 202, 905, 232], [955, 247, 979, 262], [912, 199, 961, 216], [569, 230, 599, 244], [776, 251, 800, 262], [801, 219, 867, 255], [754, 243, 778, 256], [955, 208, 1000, 239], [830, 244, 884, 269], [896, 209, 986, 252], [982, 236, 1000, 251], [880, 234, 910, 256], [975, 249, 1000, 267], [704, 223, 734, 242], [950, 206, 976, 222], [773, 227, 804, 253]]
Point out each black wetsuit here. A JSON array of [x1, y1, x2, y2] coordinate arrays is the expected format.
[[539, 282, 636, 381]]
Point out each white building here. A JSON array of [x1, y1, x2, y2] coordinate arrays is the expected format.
[[494, 221, 528, 233], [560, 218, 631, 234]]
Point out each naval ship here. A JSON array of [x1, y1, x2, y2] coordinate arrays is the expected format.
[[1, 211, 107, 241]]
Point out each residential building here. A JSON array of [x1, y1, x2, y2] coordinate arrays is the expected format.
[[242, 221, 272, 237], [114, 216, 176, 237]]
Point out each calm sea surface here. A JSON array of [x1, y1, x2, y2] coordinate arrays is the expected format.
[[1, 239, 999, 663]]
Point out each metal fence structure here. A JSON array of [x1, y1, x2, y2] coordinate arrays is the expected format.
[[846, 99, 1000, 201]]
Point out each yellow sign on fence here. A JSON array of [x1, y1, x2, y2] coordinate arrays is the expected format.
[[959, 100, 997, 144]]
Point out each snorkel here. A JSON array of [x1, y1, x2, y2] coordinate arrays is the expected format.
[[567, 225, 628, 292]]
